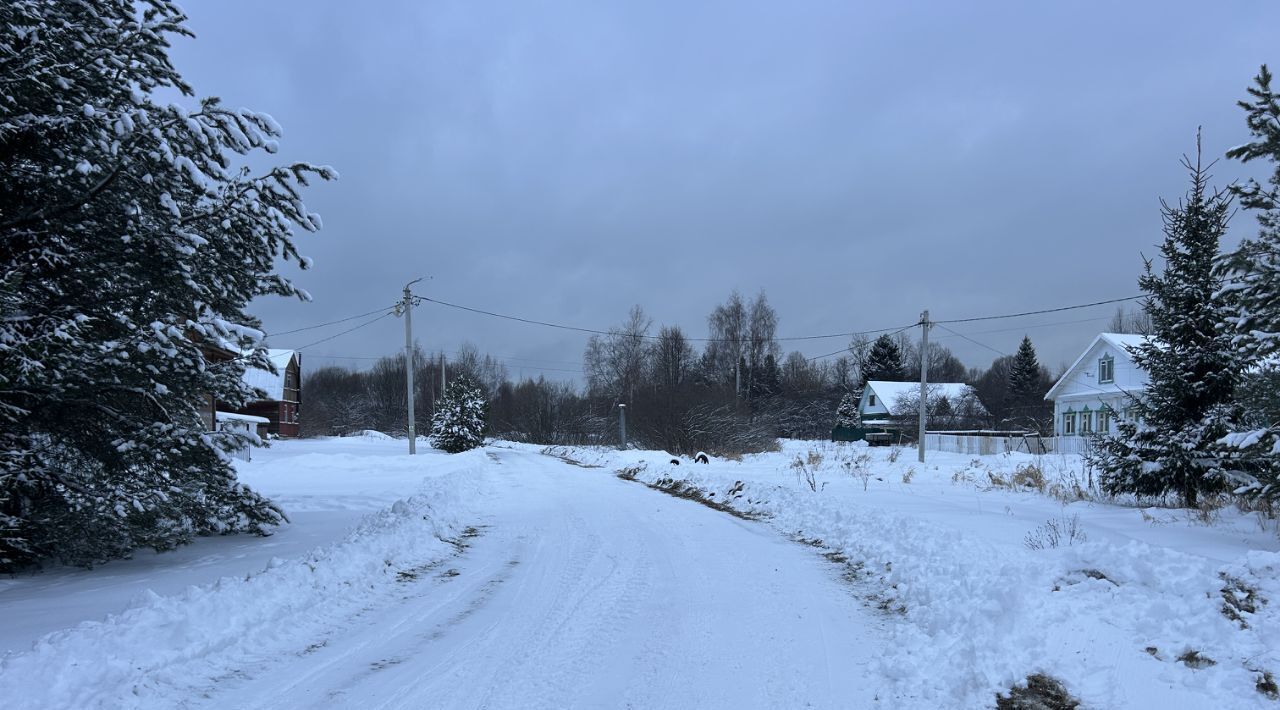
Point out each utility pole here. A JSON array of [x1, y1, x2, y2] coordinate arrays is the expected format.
[[918, 309, 929, 464], [618, 403, 627, 450], [401, 278, 423, 455], [440, 352, 447, 393]]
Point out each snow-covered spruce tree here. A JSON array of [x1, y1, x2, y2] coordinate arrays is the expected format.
[[0, 2, 335, 570], [835, 393, 861, 428], [1006, 336, 1041, 405], [1092, 142, 1239, 508], [861, 334, 905, 384], [1216, 65, 1280, 502], [431, 379, 489, 454]]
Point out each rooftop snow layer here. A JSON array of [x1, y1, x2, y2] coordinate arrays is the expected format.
[[241, 349, 297, 402]]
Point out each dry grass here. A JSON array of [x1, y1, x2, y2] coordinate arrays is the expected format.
[[995, 674, 1080, 710], [1024, 515, 1088, 550], [1012, 463, 1047, 492], [1177, 650, 1217, 669], [1221, 574, 1261, 629], [1257, 670, 1279, 700], [631, 475, 762, 521]]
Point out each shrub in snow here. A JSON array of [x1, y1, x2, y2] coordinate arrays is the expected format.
[[431, 379, 488, 454], [1023, 515, 1087, 550], [0, 2, 334, 570], [835, 393, 861, 428]]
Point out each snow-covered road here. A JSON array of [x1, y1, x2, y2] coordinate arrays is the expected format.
[[9, 438, 1273, 708], [196, 446, 882, 709]]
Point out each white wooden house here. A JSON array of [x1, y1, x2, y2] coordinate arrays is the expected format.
[[1044, 333, 1149, 437], [859, 380, 986, 423]]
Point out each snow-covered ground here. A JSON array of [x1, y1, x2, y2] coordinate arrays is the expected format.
[[0, 433, 452, 655], [549, 440, 1280, 708], [1, 436, 1276, 708]]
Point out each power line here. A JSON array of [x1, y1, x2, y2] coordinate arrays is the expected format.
[[933, 323, 1006, 357], [934, 295, 1143, 325], [417, 295, 615, 337], [806, 322, 921, 362], [264, 304, 397, 337], [283, 291, 1142, 368], [418, 293, 919, 344], [293, 312, 394, 351], [306, 353, 584, 375], [936, 314, 1112, 338]]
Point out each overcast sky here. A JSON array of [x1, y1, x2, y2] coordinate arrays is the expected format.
[[171, 1, 1277, 381]]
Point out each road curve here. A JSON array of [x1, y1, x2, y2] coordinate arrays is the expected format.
[[197, 447, 884, 709]]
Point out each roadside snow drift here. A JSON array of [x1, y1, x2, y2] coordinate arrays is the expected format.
[[0, 448, 490, 710]]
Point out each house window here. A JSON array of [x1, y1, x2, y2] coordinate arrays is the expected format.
[[1080, 410, 1093, 434], [1098, 355, 1114, 384], [1062, 412, 1076, 435], [1098, 407, 1111, 433], [869, 394, 877, 407]]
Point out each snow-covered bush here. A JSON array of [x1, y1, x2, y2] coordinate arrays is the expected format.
[[431, 379, 488, 454], [835, 393, 860, 428]]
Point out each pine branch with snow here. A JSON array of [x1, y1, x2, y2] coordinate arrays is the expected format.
[[0, 1, 334, 570], [1213, 65, 1280, 504]]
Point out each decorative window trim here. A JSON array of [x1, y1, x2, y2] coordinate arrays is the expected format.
[[1098, 355, 1115, 384]]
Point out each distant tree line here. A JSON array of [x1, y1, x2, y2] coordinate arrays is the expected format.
[[304, 290, 1066, 455]]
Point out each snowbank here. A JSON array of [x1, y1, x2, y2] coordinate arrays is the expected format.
[[0, 449, 492, 709]]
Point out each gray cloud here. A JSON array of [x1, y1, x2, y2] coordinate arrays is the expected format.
[[172, 0, 1278, 378]]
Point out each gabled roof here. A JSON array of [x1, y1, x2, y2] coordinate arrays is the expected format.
[[1044, 332, 1150, 400], [242, 349, 298, 402], [864, 380, 984, 416]]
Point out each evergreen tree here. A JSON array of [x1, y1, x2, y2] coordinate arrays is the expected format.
[[0, 1, 335, 570], [1222, 65, 1280, 364], [835, 393, 861, 428], [1006, 336, 1050, 430], [1006, 336, 1042, 404], [431, 379, 489, 454], [1093, 142, 1239, 507], [751, 353, 782, 400], [1217, 65, 1280, 502], [862, 334, 905, 384]]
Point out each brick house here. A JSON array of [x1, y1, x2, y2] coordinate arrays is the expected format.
[[238, 349, 302, 437]]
